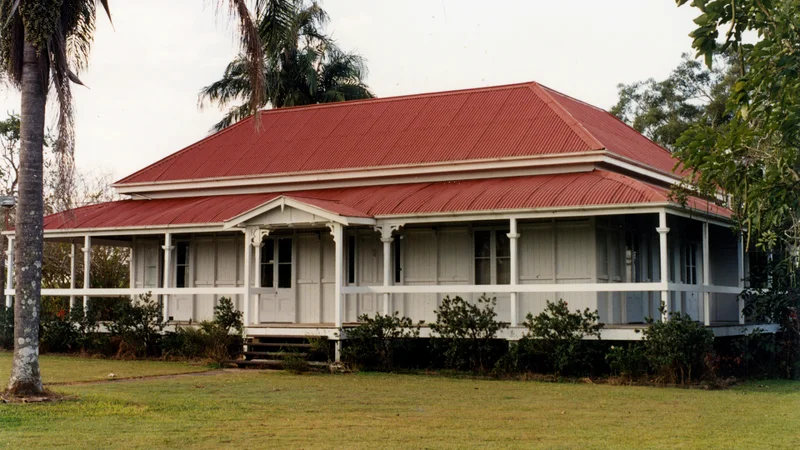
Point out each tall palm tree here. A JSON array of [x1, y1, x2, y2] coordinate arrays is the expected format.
[[200, 0, 374, 131], [0, 0, 269, 397]]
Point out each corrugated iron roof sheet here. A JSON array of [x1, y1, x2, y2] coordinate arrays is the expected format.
[[116, 82, 681, 185], [45, 171, 729, 231]]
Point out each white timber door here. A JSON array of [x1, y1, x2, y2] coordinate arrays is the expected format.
[[682, 242, 701, 320], [259, 237, 296, 323], [171, 241, 194, 321]]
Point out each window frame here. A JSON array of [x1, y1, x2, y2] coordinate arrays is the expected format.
[[472, 226, 511, 285], [175, 241, 190, 288]]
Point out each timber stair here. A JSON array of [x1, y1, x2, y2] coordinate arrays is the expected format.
[[224, 336, 330, 369]]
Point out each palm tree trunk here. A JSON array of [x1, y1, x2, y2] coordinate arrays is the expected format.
[[7, 41, 46, 396]]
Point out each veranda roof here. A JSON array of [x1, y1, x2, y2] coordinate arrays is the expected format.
[[116, 82, 682, 186], [43, 170, 729, 232]]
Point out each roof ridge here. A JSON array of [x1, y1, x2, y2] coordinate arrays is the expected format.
[[253, 81, 540, 116], [527, 83, 605, 151], [539, 83, 676, 160]]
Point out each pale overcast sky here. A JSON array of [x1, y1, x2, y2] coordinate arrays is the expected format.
[[0, 1, 699, 183]]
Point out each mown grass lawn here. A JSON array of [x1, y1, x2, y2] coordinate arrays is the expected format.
[[0, 351, 209, 384], [1, 354, 799, 449]]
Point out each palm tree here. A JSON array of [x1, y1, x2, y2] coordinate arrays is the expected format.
[[0, 0, 269, 397], [200, 0, 374, 131]]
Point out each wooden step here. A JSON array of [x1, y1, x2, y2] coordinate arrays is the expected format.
[[237, 351, 309, 358], [246, 342, 312, 348], [223, 359, 329, 369]]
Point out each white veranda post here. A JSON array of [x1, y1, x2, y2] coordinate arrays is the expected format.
[[657, 211, 670, 322], [378, 225, 394, 316], [508, 217, 520, 327], [702, 222, 711, 326], [162, 233, 174, 323], [4, 236, 12, 308], [329, 223, 344, 361], [83, 235, 92, 311], [242, 227, 253, 326], [252, 228, 268, 325], [69, 243, 76, 309]]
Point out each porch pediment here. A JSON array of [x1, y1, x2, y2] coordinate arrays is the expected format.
[[222, 195, 376, 229]]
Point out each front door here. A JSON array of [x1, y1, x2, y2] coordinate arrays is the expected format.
[[259, 237, 296, 323]]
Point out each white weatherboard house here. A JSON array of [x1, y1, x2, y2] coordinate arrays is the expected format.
[[4, 82, 769, 356]]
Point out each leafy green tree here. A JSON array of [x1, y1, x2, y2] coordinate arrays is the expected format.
[[200, 0, 374, 131], [0, 0, 268, 396], [611, 52, 738, 150], [673, 0, 800, 256]]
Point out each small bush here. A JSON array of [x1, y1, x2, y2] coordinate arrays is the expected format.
[[40, 308, 79, 353], [640, 310, 714, 384], [160, 297, 243, 363], [342, 312, 421, 371], [517, 299, 604, 376], [70, 302, 102, 353], [283, 353, 311, 374], [107, 293, 165, 358], [606, 344, 648, 380], [430, 295, 508, 373], [307, 336, 332, 362], [0, 304, 12, 350]]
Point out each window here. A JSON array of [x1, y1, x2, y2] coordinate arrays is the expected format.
[[474, 229, 511, 285], [684, 243, 697, 284], [176, 242, 189, 288], [393, 238, 402, 283], [260, 238, 292, 289], [277, 238, 292, 289], [260, 239, 274, 288], [347, 235, 356, 284]]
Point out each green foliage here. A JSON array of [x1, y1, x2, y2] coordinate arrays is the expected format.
[[611, 52, 737, 150], [307, 336, 332, 362], [0, 303, 12, 350], [741, 261, 800, 378], [516, 300, 604, 376], [107, 293, 165, 358], [341, 312, 421, 371], [282, 353, 311, 374], [430, 295, 508, 373], [200, 0, 373, 130], [640, 311, 714, 384], [161, 298, 243, 363], [606, 344, 648, 380], [674, 0, 800, 256]]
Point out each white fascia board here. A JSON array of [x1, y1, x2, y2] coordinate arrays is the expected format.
[[222, 196, 375, 229], [373, 204, 667, 226], [114, 152, 607, 197], [35, 224, 228, 239], [665, 205, 733, 227]]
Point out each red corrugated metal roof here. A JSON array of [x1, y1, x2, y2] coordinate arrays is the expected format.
[[46, 171, 729, 231], [116, 82, 679, 185]]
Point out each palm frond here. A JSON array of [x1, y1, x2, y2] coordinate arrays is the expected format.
[[214, 0, 267, 128]]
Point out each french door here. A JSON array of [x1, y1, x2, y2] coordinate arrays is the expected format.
[[259, 237, 296, 323]]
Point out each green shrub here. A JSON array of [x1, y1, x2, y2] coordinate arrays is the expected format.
[[307, 336, 332, 362], [160, 297, 243, 363], [640, 311, 714, 384], [606, 344, 648, 379], [283, 353, 311, 374], [741, 262, 800, 378], [107, 293, 165, 358], [40, 308, 79, 353], [70, 302, 102, 353], [342, 312, 421, 371], [430, 295, 508, 373], [0, 304, 12, 350], [517, 299, 604, 376]]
